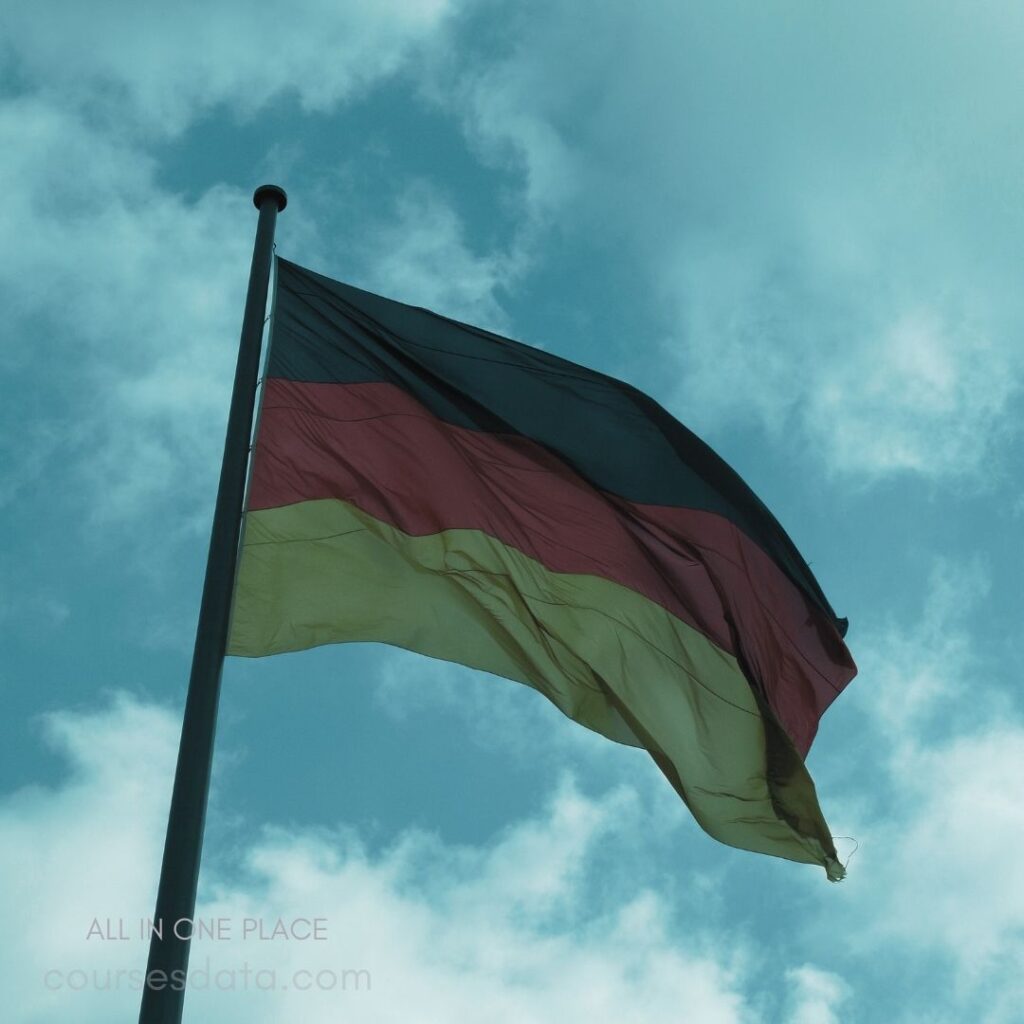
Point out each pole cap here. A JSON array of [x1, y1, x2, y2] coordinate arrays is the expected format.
[[253, 184, 287, 211]]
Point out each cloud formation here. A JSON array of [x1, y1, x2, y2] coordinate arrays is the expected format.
[[819, 558, 1024, 1022], [435, 1, 1024, 481], [7, 554, 1023, 1024], [0, 97, 255, 522], [2, 0, 457, 135], [2, 695, 768, 1023], [355, 183, 524, 331]]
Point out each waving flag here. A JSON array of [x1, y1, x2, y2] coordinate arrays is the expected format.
[[229, 257, 857, 878]]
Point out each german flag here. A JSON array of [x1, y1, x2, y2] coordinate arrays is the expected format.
[[229, 257, 857, 878]]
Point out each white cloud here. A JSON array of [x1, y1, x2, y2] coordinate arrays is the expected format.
[[875, 728, 1024, 972], [0, 97, 255, 523], [817, 559, 1024, 1019], [847, 558, 995, 738], [431, 1, 1024, 481], [809, 308, 1015, 479], [663, 251, 1018, 482], [1, 694, 763, 1023], [783, 965, 849, 1024], [6, 578, 1023, 1024], [0, 696, 177, 1022], [827, 717, 1024, 1024], [357, 183, 524, 331], [2, 0, 458, 136]]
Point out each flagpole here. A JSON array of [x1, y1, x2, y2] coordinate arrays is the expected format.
[[138, 184, 287, 1024]]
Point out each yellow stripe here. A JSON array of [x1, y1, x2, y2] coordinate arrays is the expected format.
[[229, 498, 841, 876]]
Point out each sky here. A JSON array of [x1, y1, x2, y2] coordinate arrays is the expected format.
[[1, 1, 1023, 1021]]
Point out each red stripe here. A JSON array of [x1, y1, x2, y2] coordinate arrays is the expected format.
[[249, 378, 855, 754]]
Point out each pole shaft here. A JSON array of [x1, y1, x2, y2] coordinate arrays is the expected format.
[[138, 185, 286, 1024]]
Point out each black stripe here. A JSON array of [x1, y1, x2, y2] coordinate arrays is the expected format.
[[267, 257, 847, 635]]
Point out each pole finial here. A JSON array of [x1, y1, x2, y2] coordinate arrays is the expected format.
[[253, 184, 287, 211]]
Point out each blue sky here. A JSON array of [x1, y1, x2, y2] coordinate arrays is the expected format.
[[2, 2, 1023, 1021]]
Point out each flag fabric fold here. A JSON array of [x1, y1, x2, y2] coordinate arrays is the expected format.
[[229, 257, 857, 878]]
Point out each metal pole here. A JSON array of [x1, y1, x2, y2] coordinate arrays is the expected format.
[[138, 184, 287, 1024]]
